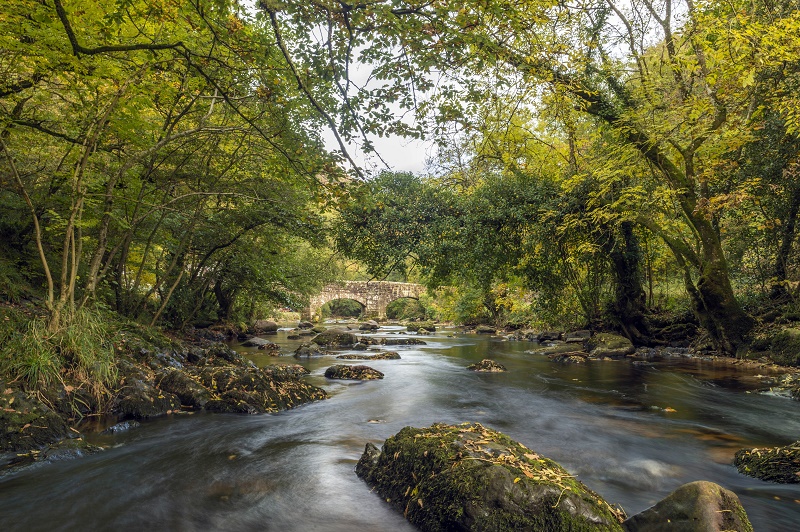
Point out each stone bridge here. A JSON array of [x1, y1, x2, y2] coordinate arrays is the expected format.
[[304, 281, 425, 321]]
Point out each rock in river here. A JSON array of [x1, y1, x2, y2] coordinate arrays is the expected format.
[[588, 333, 635, 358], [467, 359, 507, 372], [312, 329, 359, 347], [324, 364, 384, 380], [356, 422, 625, 531], [622, 480, 753, 531], [336, 351, 401, 361], [734, 441, 800, 483]]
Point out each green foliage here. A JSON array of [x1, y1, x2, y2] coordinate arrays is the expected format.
[[320, 299, 363, 319], [386, 298, 427, 320], [0, 308, 117, 393]]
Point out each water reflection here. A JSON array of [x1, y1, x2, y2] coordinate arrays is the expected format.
[[1, 326, 799, 531]]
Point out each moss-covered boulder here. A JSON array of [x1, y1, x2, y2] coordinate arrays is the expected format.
[[293, 342, 327, 357], [262, 364, 310, 379], [356, 422, 625, 531], [407, 321, 437, 333], [588, 333, 635, 358], [324, 364, 384, 380], [467, 359, 507, 372], [252, 320, 278, 334], [769, 328, 800, 366], [156, 368, 212, 408], [475, 325, 497, 334], [312, 329, 359, 347], [622, 481, 752, 531], [196, 365, 327, 412], [733, 441, 800, 483]]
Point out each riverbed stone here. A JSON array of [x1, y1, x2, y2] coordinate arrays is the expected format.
[[197, 365, 327, 412], [298, 321, 314, 329], [336, 351, 401, 360], [312, 329, 359, 347], [359, 320, 380, 330], [356, 422, 624, 531], [293, 342, 327, 357], [622, 480, 753, 531], [538, 330, 563, 342], [588, 333, 635, 358], [407, 321, 437, 333], [467, 359, 507, 372], [252, 320, 278, 334], [380, 337, 427, 346], [565, 330, 592, 343], [239, 337, 280, 354], [156, 368, 212, 408], [324, 364, 384, 380], [475, 325, 497, 334], [262, 364, 311, 379], [733, 441, 800, 483], [0, 387, 72, 453], [551, 353, 589, 364], [114, 378, 182, 419]]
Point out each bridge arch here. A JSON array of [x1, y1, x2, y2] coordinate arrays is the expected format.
[[304, 281, 425, 321]]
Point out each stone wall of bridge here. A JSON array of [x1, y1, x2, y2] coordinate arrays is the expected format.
[[304, 281, 425, 321]]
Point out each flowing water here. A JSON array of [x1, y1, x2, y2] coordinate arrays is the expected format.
[[2, 326, 800, 531]]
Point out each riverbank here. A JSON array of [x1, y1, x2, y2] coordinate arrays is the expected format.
[[1, 315, 327, 470]]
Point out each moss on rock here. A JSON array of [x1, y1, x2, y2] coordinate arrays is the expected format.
[[467, 359, 507, 372], [769, 328, 800, 366], [622, 480, 753, 531], [734, 441, 800, 483], [325, 364, 384, 380], [356, 422, 625, 531], [588, 333, 635, 358]]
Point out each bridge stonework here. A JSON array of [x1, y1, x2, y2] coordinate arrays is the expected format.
[[304, 281, 425, 321]]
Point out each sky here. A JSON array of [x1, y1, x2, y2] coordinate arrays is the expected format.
[[322, 129, 434, 176]]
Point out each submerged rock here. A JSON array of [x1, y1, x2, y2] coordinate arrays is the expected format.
[[550, 353, 588, 364], [622, 481, 753, 531], [101, 420, 141, 434], [356, 422, 625, 531], [324, 364, 384, 380], [467, 359, 507, 372], [733, 441, 800, 483]]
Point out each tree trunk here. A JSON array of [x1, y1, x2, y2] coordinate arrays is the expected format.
[[607, 222, 650, 344]]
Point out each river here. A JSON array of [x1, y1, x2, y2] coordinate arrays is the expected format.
[[1, 326, 799, 531]]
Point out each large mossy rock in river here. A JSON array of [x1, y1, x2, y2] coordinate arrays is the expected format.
[[622, 480, 753, 532], [324, 364, 384, 380], [588, 333, 635, 358], [733, 441, 800, 483], [312, 328, 359, 347], [356, 422, 625, 531]]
